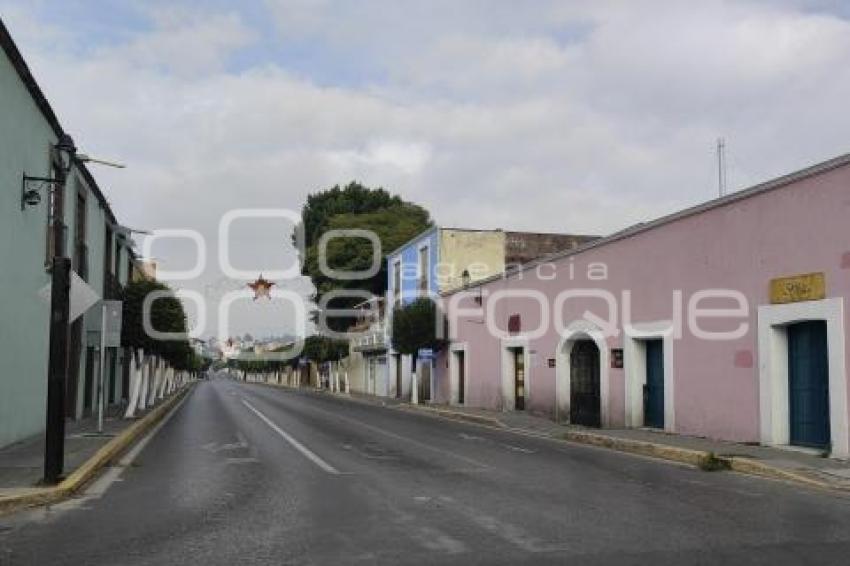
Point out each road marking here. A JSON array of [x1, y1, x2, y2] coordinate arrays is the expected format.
[[438, 496, 568, 553], [289, 401, 490, 470], [241, 399, 340, 475], [501, 443, 536, 454]]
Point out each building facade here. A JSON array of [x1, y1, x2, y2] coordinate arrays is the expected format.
[[437, 154, 850, 459], [0, 20, 139, 448], [385, 226, 595, 403]]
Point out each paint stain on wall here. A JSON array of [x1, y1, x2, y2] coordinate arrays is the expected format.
[[734, 350, 754, 368]]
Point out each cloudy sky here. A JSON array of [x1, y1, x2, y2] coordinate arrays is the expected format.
[[3, 0, 850, 339]]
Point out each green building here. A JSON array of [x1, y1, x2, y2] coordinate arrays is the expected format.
[[1, 19, 140, 448]]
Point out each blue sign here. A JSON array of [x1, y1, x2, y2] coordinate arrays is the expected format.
[[417, 348, 434, 360]]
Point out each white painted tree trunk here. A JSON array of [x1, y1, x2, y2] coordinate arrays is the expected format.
[[411, 366, 419, 405], [163, 366, 174, 397], [149, 358, 158, 406], [138, 355, 150, 410], [124, 349, 144, 418]]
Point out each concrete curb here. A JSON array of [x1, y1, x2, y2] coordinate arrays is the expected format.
[[0, 384, 193, 516], [558, 429, 712, 468], [724, 456, 839, 491], [399, 401, 846, 492]]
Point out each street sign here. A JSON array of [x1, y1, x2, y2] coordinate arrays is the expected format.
[[39, 270, 100, 323], [417, 348, 434, 360], [69, 272, 101, 323], [103, 300, 123, 347], [86, 300, 123, 347]]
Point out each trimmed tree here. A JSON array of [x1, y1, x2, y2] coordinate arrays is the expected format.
[[390, 297, 447, 357], [121, 278, 191, 366], [391, 298, 447, 403]]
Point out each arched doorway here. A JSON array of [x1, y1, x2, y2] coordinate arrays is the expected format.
[[570, 340, 601, 427]]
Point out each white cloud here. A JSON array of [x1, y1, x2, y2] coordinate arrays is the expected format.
[[3, 0, 850, 337]]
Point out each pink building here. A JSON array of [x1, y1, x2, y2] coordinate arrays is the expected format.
[[435, 153, 850, 459]]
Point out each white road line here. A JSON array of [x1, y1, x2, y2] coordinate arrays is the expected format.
[[291, 400, 490, 470], [241, 399, 340, 475]]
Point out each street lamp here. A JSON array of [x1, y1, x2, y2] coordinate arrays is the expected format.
[[55, 133, 77, 173], [20, 133, 77, 211], [21, 135, 125, 211]]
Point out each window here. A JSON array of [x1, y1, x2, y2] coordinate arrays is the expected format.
[[74, 185, 88, 279], [418, 246, 429, 295], [392, 260, 401, 307], [104, 224, 114, 275]]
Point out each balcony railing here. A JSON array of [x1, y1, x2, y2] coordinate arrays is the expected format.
[[352, 321, 388, 352]]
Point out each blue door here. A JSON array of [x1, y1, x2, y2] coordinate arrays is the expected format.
[[644, 340, 664, 429], [788, 321, 830, 449]]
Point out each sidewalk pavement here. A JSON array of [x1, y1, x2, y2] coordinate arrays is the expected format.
[[308, 386, 850, 493], [0, 388, 191, 514], [0, 405, 135, 491]]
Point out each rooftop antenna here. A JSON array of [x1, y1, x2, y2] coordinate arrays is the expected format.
[[717, 137, 727, 197]]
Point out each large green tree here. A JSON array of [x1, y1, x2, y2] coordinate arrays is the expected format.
[[297, 182, 432, 332]]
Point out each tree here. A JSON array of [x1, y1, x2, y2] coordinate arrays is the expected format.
[[301, 335, 349, 363], [303, 205, 432, 297], [297, 182, 432, 332], [121, 279, 192, 367], [298, 182, 409, 249], [390, 298, 447, 358]]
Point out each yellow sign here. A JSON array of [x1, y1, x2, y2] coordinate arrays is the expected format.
[[770, 273, 826, 304]]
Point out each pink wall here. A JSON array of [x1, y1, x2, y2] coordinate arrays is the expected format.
[[435, 161, 850, 444]]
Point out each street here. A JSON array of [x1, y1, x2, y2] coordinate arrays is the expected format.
[[1, 376, 849, 565]]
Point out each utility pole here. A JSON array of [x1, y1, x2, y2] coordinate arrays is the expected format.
[[44, 256, 71, 484], [717, 137, 727, 197], [43, 133, 76, 485]]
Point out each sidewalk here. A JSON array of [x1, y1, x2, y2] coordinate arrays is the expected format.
[[0, 405, 134, 491], [0, 387, 191, 514], [317, 387, 850, 492]]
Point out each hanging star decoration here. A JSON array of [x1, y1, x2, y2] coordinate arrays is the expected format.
[[247, 274, 275, 301]]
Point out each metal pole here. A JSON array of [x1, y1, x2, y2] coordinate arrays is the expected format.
[[44, 257, 71, 485], [717, 137, 727, 197], [97, 302, 107, 434]]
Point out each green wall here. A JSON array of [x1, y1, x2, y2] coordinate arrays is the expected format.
[[0, 50, 58, 448], [1, 45, 131, 447]]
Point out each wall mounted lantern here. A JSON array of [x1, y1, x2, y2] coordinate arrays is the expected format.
[[20, 133, 77, 211]]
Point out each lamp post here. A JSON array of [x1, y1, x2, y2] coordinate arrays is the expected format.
[[43, 133, 76, 485]]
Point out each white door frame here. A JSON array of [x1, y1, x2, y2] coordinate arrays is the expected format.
[[449, 342, 469, 405], [624, 320, 676, 432], [555, 320, 610, 425], [500, 337, 531, 411], [758, 297, 848, 458]]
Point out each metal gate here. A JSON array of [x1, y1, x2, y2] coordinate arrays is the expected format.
[[569, 341, 600, 427]]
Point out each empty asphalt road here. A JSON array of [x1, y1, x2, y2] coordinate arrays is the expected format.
[[2, 375, 850, 565]]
